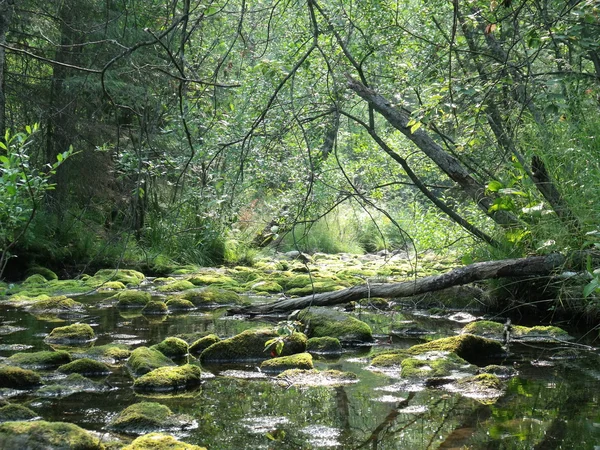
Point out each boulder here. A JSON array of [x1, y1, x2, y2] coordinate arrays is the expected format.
[[0, 420, 104, 449], [298, 307, 373, 343], [108, 402, 195, 434], [141, 301, 168, 315], [122, 433, 206, 450], [57, 358, 111, 376], [133, 364, 202, 391], [0, 367, 42, 389], [45, 323, 95, 345], [260, 352, 314, 373], [0, 403, 38, 422], [189, 334, 220, 355], [8, 350, 71, 369], [115, 290, 151, 308], [127, 347, 175, 376], [151, 337, 189, 359], [306, 337, 342, 355]]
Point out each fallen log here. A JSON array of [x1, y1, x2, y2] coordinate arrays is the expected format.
[[228, 254, 567, 315]]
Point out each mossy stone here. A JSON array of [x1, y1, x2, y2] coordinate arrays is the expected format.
[[141, 301, 168, 315], [300, 307, 373, 343], [71, 344, 131, 364], [45, 323, 95, 344], [0, 420, 105, 449], [151, 337, 189, 359], [27, 266, 59, 281], [109, 402, 195, 434], [260, 352, 313, 373], [133, 364, 202, 391], [400, 351, 474, 379], [0, 366, 42, 389], [189, 334, 220, 355], [28, 296, 84, 312], [37, 373, 103, 398], [248, 280, 283, 293], [188, 274, 236, 286], [23, 274, 48, 285], [306, 337, 342, 354], [286, 281, 347, 296], [276, 369, 358, 387], [91, 269, 145, 286], [200, 329, 306, 363], [122, 433, 206, 450], [370, 350, 410, 368], [166, 298, 195, 311], [157, 280, 196, 292], [115, 290, 151, 308], [127, 347, 175, 376], [0, 403, 38, 422], [8, 350, 72, 369], [57, 358, 111, 376], [181, 287, 242, 306], [98, 281, 126, 291], [407, 334, 504, 364], [462, 321, 570, 341]]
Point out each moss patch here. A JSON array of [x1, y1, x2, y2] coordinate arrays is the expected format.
[[27, 266, 59, 281], [461, 321, 570, 341], [306, 337, 342, 354], [189, 334, 220, 355], [400, 351, 474, 379], [115, 290, 151, 308], [28, 296, 84, 312], [8, 350, 72, 369], [408, 334, 504, 364], [260, 352, 313, 373], [142, 301, 168, 315], [122, 433, 206, 450], [0, 403, 38, 422], [166, 298, 195, 311], [0, 366, 41, 389], [247, 280, 283, 293], [151, 337, 189, 359], [300, 307, 373, 343], [157, 280, 196, 292], [45, 323, 95, 344], [58, 358, 111, 376], [23, 274, 48, 285], [127, 347, 175, 376], [181, 287, 243, 306], [109, 402, 195, 434], [188, 274, 236, 286], [0, 420, 105, 449], [276, 369, 358, 387], [89, 269, 145, 287], [37, 373, 105, 397], [71, 344, 131, 364], [133, 364, 202, 391]]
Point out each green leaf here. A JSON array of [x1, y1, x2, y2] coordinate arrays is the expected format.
[[410, 121, 422, 134], [275, 340, 284, 356], [486, 181, 504, 193], [0, 155, 9, 165], [583, 278, 599, 298]]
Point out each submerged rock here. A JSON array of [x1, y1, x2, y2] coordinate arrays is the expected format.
[[200, 328, 306, 363], [400, 351, 475, 380], [0, 403, 38, 422], [0, 420, 105, 449], [57, 358, 112, 376], [71, 344, 131, 364], [276, 369, 358, 387], [8, 350, 72, 369], [114, 290, 151, 308], [298, 307, 373, 344], [127, 347, 175, 376], [151, 337, 189, 359], [133, 364, 202, 391], [45, 323, 95, 344], [260, 352, 314, 373], [0, 367, 42, 389], [306, 337, 342, 355], [141, 301, 168, 315], [165, 297, 195, 311], [108, 401, 195, 434], [122, 432, 206, 450], [189, 334, 220, 355], [37, 373, 106, 398], [446, 373, 504, 403]]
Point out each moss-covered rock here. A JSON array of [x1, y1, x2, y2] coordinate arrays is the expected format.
[[97, 281, 126, 291], [400, 351, 475, 379], [276, 369, 358, 387], [133, 364, 202, 391], [27, 266, 59, 281], [90, 269, 145, 287], [141, 301, 168, 315], [189, 334, 220, 355], [57, 358, 111, 376], [0, 420, 105, 449], [462, 320, 570, 341], [151, 337, 189, 359], [247, 280, 283, 293], [286, 281, 347, 296], [181, 287, 243, 306], [37, 373, 105, 398], [115, 290, 152, 308], [8, 350, 72, 369], [71, 344, 131, 364], [306, 337, 342, 354], [407, 334, 504, 364], [299, 307, 373, 343], [0, 366, 42, 389], [23, 274, 48, 285], [108, 402, 195, 434], [45, 323, 95, 344], [188, 274, 236, 286], [122, 433, 206, 450], [260, 352, 313, 373], [0, 403, 38, 422], [200, 329, 306, 363], [370, 350, 410, 368], [127, 347, 175, 376], [165, 298, 195, 312], [157, 280, 195, 292], [448, 373, 505, 403], [28, 296, 84, 313]]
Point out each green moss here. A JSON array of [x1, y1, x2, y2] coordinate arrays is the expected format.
[[188, 274, 236, 286], [151, 337, 189, 359], [127, 347, 175, 376], [0, 404, 38, 422], [189, 334, 220, 355], [133, 364, 202, 391], [247, 280, 283, 293], [115, 290, 151, 308], [461, 321, 504, 336], [306, 337, 342, 354], [276, 274, 312, 290], [141, 301, 168, 315], [71, 344, 131, 364], [400, 351, 473, 378], [37, 373, 104, 397], [8, 350, 72, 369], [27, 266, 59, 281], [200, 328, 306, 363], [0, 367, 42, 389], [260, 352, 313, 373], [370, 350, 410, 368], [23, 274, 48, 285], [170, 265, 201, 275], [29, 296, 84, 312], [522, 325, 569, 337], [89, 269, 145, 287], [408, 334, 504, 364], [157, 280, 196, 292], [461, 321, 570, 341], [165, 298, 195, 311], [300, 307, 373, 343], [98, 281, 126, 290], [58, 358, 111, 376], [45, 323, 95, 344], [0, 420, 105, 449], [122, 433, 206, 450], [276, 369, 358, 386], [181, 287, 243, 306], [287, 282, 347, 296], [457, 373, 503, 390], [109, 402, 194, 434]]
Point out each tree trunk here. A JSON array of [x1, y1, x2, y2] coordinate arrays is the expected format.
[[228, 254, 566, 315], [0, 0, 13, 143]]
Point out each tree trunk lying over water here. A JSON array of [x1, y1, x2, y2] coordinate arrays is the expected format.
[[228, 254, 567, 315]]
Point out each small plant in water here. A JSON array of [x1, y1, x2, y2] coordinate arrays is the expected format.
[[264, 321, 301, 357]]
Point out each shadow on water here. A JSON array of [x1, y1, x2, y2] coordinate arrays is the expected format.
[[1, 294, 600, 449]]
